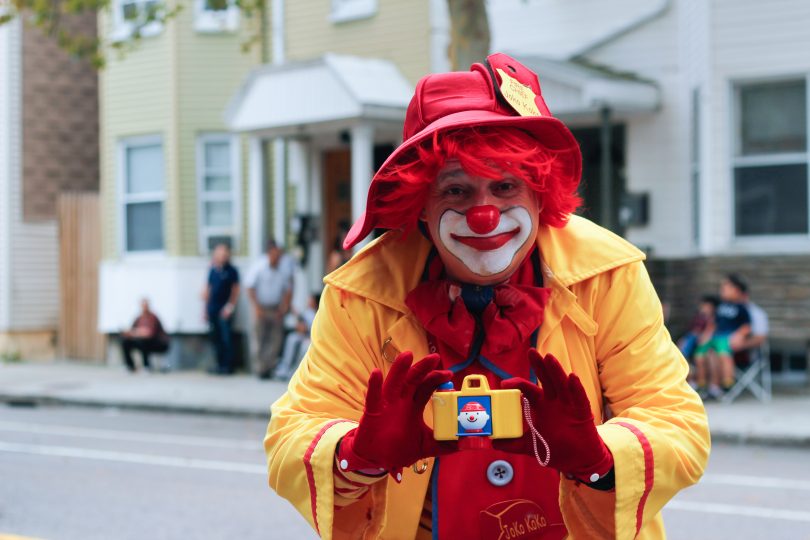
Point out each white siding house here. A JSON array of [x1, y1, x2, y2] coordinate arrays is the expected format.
[[706, 0, 810, 256], [581, 0, 810, 259], [583, 3, 692, 257], [491, 0, 810, 261], [484, 0, 810, 378], [0, 19, 60, 359], [0, 18, 17, 337]]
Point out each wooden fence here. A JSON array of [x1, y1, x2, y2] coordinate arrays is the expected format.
[[58, 192, 105, 360]]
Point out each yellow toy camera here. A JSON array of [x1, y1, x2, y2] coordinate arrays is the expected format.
[[432, 375, 523, 441]]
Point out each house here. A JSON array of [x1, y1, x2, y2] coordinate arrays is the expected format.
[[96, 0, 261, 367], [226, 0, 445, 294], [0, 13, 99, 360], [97, 0, 442, 367], [225, 1, 662, 288], [489, 0, 810, 381]]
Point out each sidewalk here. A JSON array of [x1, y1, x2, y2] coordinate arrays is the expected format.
[[0, 361, 285, 418], [1, 361, 809, 446]]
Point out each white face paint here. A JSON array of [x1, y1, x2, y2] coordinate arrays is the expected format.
[[437, 206, 533, 277]]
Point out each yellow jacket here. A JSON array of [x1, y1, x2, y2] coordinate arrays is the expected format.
[[265, 216, 710, 539]]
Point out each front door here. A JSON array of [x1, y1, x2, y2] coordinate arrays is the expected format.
[[323, 149, 352, 265]]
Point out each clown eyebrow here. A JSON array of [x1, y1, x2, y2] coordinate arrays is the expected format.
[[436, 159, 465, 179], [436, 168, 466, 184]]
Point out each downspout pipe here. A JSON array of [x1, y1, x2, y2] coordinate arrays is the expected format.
[[271, 0, 285, 65], [599, 105, 614, 232], [270, 0, 287, 246]]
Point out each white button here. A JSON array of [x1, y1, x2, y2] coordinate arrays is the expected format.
[[486, 460, 514, 486], [396, 473, 403, 482], [340, 459, 349, 470], [589, 473, 600, 483]]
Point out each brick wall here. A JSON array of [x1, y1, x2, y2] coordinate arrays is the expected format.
[[647, 255, 810, 343], [21, 14, 99, 222]]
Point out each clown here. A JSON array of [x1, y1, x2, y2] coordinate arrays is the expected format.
[[458, 401, 490, 434], [265, 54, 709, 540]]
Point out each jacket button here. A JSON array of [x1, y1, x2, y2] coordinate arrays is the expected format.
[[486, 460, 514, 486]]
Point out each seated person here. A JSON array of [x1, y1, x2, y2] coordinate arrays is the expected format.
[[273, 293, 319, 381], [730, 283, 769, 356], [678, 294, 719, 360], [694, 275, 751, 399], [121, 298, 169, 372]]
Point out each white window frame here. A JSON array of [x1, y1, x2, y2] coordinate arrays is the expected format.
[[197, 134, 242, 255], [330, 0, 377, 23], [193, 0, 240, 33], [118, 135, 166, 256], [690, 86, 701, 247], [729, 74, 810, 251], [110, 0, 164, 42]]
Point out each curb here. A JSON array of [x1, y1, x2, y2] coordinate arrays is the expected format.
[[0, 394, 270, 420], [710, 431, 810, 448], [4, 393, 810, 447]]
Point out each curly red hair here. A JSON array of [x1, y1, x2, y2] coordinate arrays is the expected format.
[[369, 127, 581, 235]]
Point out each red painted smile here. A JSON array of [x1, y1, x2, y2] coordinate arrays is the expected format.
[[451, 229, 519, 251]]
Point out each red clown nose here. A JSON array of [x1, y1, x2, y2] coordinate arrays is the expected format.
[[465, 205, 500, 234]]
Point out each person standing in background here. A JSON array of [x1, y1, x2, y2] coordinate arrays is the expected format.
[[203, 243, 240, 375], [246, 240, 295, 379]]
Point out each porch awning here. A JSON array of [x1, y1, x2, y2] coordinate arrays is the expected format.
[[225, 54, 413, 136], [517, 55, 660, 121]]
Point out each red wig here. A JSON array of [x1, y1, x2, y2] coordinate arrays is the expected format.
[[369, 126, 582, 236]]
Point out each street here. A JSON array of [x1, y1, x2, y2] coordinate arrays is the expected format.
[[663, 442, 810, 540], [0, 404, 808, 540], [0, 404, 316, 540]]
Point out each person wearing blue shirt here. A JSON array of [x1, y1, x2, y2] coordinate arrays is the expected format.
[[694, 274, 751, 399], [204, 243, 240, 375]]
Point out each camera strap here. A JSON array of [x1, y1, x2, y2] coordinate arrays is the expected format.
[[522, 397, 551, 467]]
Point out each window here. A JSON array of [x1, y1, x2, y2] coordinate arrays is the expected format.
[[198, 135, 241, 254], [733, 78, 808, 237], [194, 0, 239, 33], [331, 0, 377, 23], [120, 137, 165, 253], [111, 0, 164, 41]]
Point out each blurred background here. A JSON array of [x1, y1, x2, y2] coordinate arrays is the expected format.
[[1, 1, 809, 539]]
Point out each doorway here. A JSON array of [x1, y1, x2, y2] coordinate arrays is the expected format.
[[571, 125, 626, 235], [322, 149, 352, 267]]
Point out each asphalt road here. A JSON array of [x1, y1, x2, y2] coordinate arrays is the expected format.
[[0, 404, 808, 540], [0, 404, 316, 540]]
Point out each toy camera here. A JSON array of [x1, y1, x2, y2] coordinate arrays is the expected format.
[[432, 374, 523, 441]]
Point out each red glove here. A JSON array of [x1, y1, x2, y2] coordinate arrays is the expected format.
[[337, 351, 453, 480], [498, 350, 613, 484]]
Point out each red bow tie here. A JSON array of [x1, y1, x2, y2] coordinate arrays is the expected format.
[[405, 280, 551, 362]]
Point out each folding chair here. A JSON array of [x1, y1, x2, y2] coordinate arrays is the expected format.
[[722, 342, 771, 403]]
